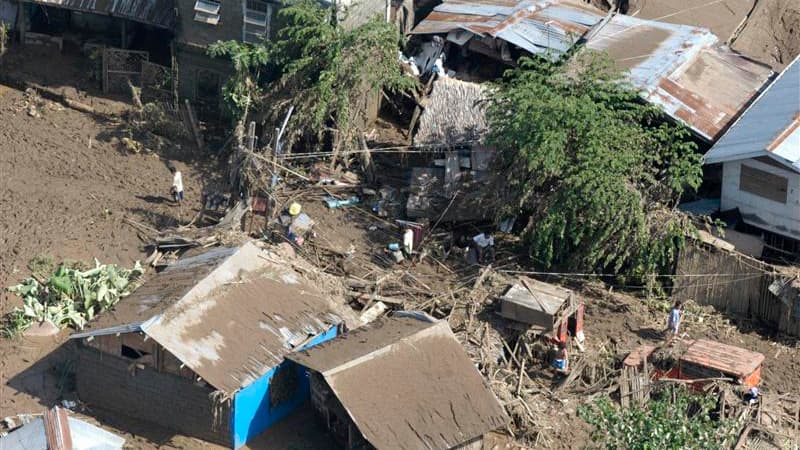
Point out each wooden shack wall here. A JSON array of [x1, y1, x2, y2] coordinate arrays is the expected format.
[[672, 244, 799, 337]]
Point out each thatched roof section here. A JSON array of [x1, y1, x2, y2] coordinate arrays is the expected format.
[[414, 77, 488, 146]]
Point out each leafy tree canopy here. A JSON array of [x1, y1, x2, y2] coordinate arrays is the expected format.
[[578, 387, 740, 450], [262, 0, 416, 157], [485, 52, 702, 279], [208, 40, 268, 119]]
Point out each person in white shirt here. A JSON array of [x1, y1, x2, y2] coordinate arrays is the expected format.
[[170, 166, 184, 204]]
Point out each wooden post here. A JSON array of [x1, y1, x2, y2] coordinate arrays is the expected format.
[[16, 2, 25, 44]]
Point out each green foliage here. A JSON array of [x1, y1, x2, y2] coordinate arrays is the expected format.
[[208, 40, 269, 119], [2, 260, 144, 337], [486, 51, 702, 279], [578, 386, 740, 450], [262, 0, 416, 157]]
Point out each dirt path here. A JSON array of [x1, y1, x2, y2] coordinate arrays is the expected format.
[[0, 83, 223, 423]]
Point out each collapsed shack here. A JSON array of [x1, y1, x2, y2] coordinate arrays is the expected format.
[[410, 0, 774, 143], [499, 277, 585, 345], [288, 313, 509, 450], [407, 76, 495, 222], [69, 241, 358, 448]]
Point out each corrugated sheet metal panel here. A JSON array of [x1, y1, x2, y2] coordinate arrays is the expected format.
[[43, 407, 72, 450], [412, 0, 602, 60], [681, 339, 764, 378], [586, 14, 773, 142], [25, 0, 177, 28], [704, 55, 800, 170]]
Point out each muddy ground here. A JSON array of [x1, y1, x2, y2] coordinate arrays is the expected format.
[[0, 10, 799, 447]]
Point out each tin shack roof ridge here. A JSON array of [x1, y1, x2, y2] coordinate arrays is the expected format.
[[703, 54, 800, 172], [24, 0, 177, 29], [71, 242, 356, 394], [411, 0, 605, 60], [288, 316, 509, 450]]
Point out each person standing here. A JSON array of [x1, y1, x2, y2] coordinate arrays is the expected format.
[[170, 166, 184, 204], [668, 300, 683, 338]]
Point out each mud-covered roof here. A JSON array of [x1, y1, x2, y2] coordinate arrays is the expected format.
[[72, 242, 354, 394], [288, 315, 509, 450], [25, 0, 177, 29]]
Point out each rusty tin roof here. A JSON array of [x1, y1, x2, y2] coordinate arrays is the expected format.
[[288, 315, 509, 450], [585, 14, 774, 142], [72, 242, 356, 394], [412, 0, 773, 142], [412, 0, 604, 60], [25, 0, 177, 29], [704, 55, 800, 172], [681, 339, 765, 378], [2, 407, 125, 450]]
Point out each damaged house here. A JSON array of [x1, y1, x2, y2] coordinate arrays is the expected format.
[[407, 76, 494, 222], [69, 241, 356, 449], [287, 313, 509, 450], [703, 55, 800, 250], [411, 0, 774, 142]]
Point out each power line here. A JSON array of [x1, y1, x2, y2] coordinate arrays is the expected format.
[[499, 269, 764, 278]]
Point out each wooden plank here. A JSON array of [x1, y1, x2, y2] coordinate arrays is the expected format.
[[184, 99, 204, 150]]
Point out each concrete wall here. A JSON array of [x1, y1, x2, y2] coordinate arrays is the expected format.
[[175, 44, 231, 104], [231, 325, 339, 448], [75, 342, 231, 446], [721, 158, 800, 240], [175, 0, 242, 48]]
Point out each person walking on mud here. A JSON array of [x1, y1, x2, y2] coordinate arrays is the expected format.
[[667, 300, 683, 341], [170, 166, 184, 204]]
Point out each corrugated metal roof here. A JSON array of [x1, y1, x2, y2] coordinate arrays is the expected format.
[[72, 242, 356, 394], [585, 14, 774, 142], [288, 316, 509, 450], [704, 55, 800, 171], [1, 407, 125, 450], [413, 0, 774, 143], [681, 339, 764, 378], [25, 0, 177, 29], [411, 0, 604, 60]]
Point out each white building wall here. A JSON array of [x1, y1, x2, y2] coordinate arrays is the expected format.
[[720, 158, 800, 240]]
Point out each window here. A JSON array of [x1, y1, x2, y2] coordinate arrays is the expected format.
[[194, 0, 221, 25], [739, 164, 788, 203], [243, 0, 272, 44]]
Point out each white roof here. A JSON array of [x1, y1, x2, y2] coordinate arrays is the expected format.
[[704, 55, 800, 172]]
